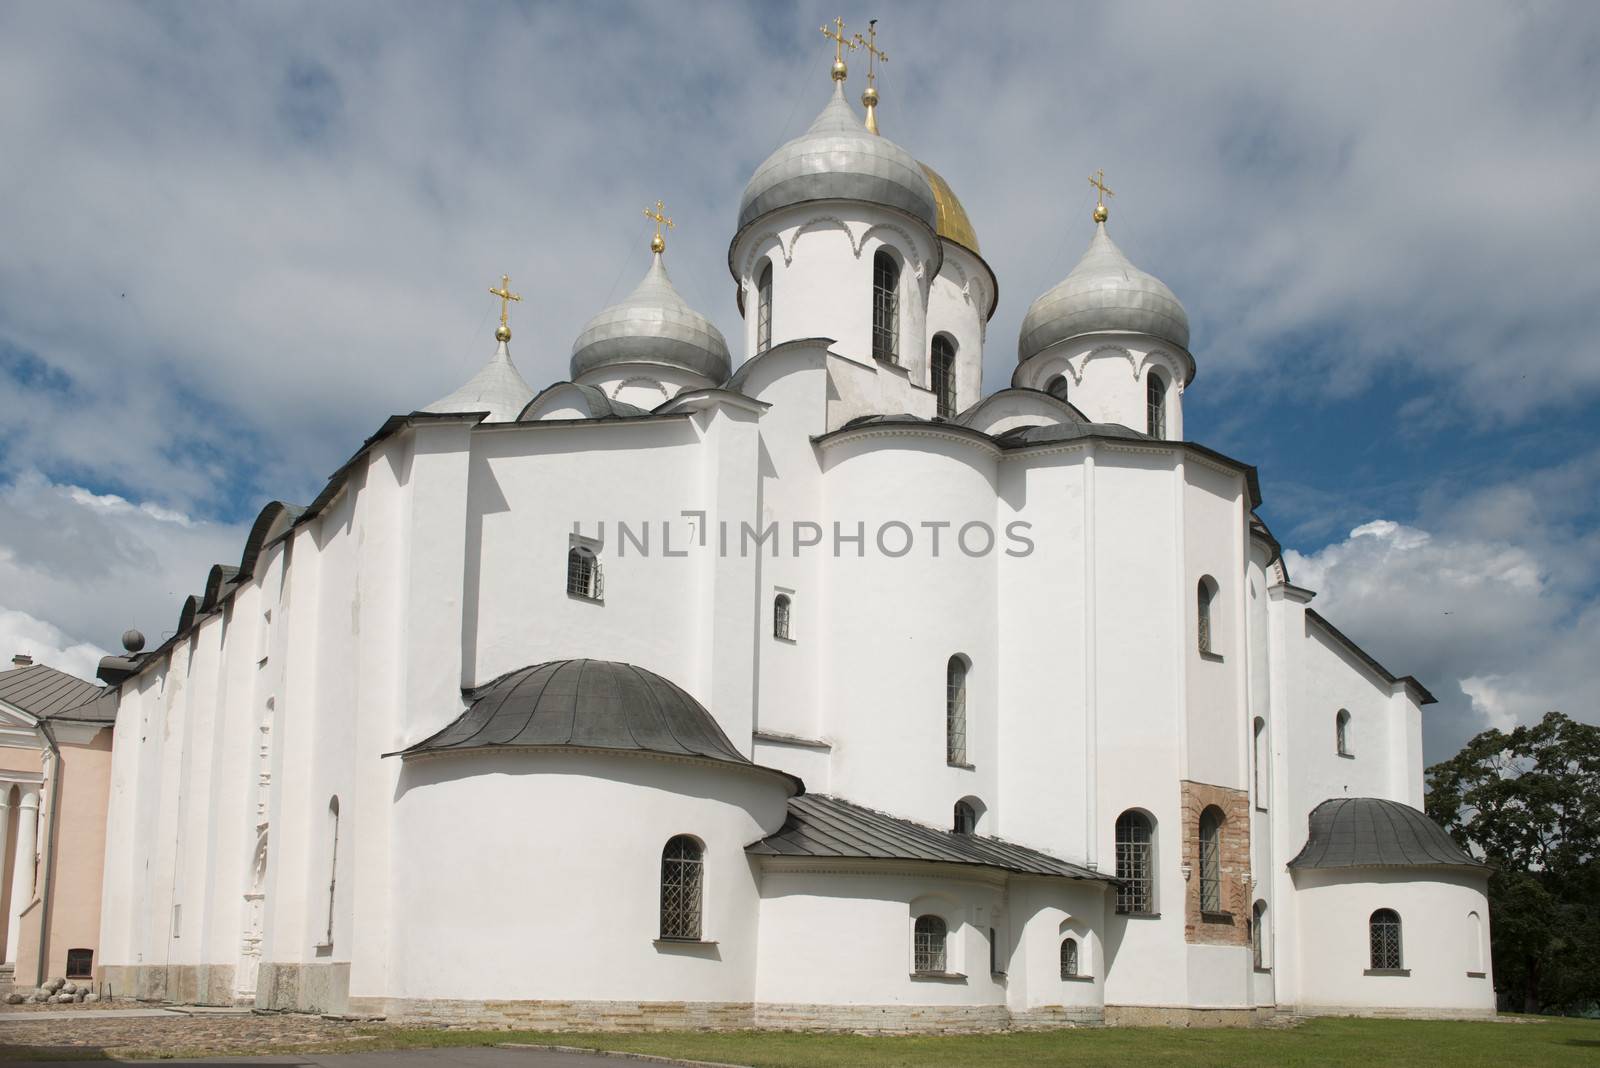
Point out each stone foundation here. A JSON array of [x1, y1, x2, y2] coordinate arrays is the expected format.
[[97, 963, 238, 1007], [256, 962, 350, 1015], [1105, 1003, 1269, 1028]]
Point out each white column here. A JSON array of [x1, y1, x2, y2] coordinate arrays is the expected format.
[[0, 788, 11, 962], [5, 786, 40, 965]]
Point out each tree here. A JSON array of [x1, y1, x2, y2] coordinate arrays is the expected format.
[[1427, 711, 1600, 1014]]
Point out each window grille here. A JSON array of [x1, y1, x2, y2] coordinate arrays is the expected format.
[[773, 594, 791, 639], [1146, 372, 1166, 438], [659, 835, 703, 940], [953, 800, 976, 834], [1369, 908, 1402, 970], [1199, 807, 1223, 913], [872, 250, 900, 364], [913, 914, 947, 973], [946, 656, 968, 765], [756, 262, 773, 353], [1197, 579, 1214, 654], [1060, 937, 1079, 979], [1336, 709, 1351, 756], [567, 547, 602, 600], [66, 948, 93, 979], [1115, 810, 1153, 914], [1252, 900, 1267, 968], [932, 335, 957, 418]]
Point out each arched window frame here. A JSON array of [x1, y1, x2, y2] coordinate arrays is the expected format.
[[1197, 576, 1220, 657], [567, 541, 603, 601], [913, 914, 948, 974], [1251, 899, 1268, 969], [953, 800, 977, 834], [756, 260, 774, 353], [1198, 806, 1225, 914], [659, 835, 704, 941], [1044, 374, 1070, 401], [1115, 810, 1155, 915], [1336, 709, 1352, 757], [773, 593, 792, 640], [945, 654, 970, 767], [872, 248, 901, 364], [1468, 911, 1485, 975], [931, 334, 957, 419], [1060, 936, 1080, 979], [1368, 908, 1403, 972], [1146, 370, 1167, 439]]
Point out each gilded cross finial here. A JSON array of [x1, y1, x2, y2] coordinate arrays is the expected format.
[[821, 17, 855, 81], [855, 19, 887, 133], [1088, 169, 1115, 223], [643, 199, 674, 254], [488, 273, 521, 342]]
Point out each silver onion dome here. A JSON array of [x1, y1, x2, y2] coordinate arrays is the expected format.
[[1018, 221, 1190, 363], [570, 253, 731, 383], [737, 82, 937, 234]]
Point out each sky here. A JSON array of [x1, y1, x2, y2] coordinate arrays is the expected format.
[[1, 1, 1596, 763]]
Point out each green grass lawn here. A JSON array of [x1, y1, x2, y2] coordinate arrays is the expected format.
[[365, 1016, 1600, 1068]]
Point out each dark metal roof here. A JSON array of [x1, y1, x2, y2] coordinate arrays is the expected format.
[[1289, 797, 1485, 871], [392, 659, 801, 791], [517, 382, 651, 423], [45, 688, 118, 725], [1305, 608, 1435, 705], [748, 794, 1114, 882], [0, 664, 108, 721]]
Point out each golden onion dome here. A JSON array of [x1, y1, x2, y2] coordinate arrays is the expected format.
[[918, 163, 979, 254]]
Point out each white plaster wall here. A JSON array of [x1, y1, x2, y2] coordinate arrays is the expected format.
[[925, 241, 989, 415], [1291, 868, 1494, 1013], [1183, 461, 1248, 789], [576, 363, 709, 408], [390, 750, 789, 1002], [1015, 338, 1186, 438]]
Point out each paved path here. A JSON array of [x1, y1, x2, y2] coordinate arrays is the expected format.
[[1, 1049, 659, 1067]]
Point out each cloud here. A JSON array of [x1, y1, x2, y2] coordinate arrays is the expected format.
[[0, 607, 107, 683]]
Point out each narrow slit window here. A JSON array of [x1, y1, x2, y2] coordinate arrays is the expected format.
[[872, 250, 900, 364], [773, 594, 791, 640], [1115, 810, 1154, 914], [946, 655, 968, 765], [1146, 371, 1166, 438], [1199, 806, 1224, 913], [756, 261, 773, 353], [931, 335, 957, 418]]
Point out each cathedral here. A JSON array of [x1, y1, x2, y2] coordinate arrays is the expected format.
[[94, 28, 1494, 1028]]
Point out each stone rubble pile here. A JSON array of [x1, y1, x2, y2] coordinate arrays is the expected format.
[[3, 976, 101, 1005]]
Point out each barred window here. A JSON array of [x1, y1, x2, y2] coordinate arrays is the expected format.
[[567, 546, 602, 600], [1146, 371, 1166, 439], [1197, 578, 1215, 654], [1115, 810, 1154, 914], [66, 948, 93, 979], [773, 594, 791, 639], [913, 914, 947, 973], [756, 262, 773, 354], [872, 250, 900, 364], [1059, 936, 1079, 978], [1199, 806, 1224, 913], [1336, 709, 1351, 756], [1252, 900, 1267, 969], [932, 335, 957, 418], [1369, 908, 1402, 970], [946, 655, 968, 765], [659, 835, 703, 941], [953, 800, 976, 834]]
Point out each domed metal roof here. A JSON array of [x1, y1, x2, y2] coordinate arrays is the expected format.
[[737, 82, 937, 234], [919, 163, 979, 253], [1289, 797, 1486, 871], [570, 253, 731, 383], [423, 340, 536, 421], [1018, 222, 1190, 363], [393, 660, 799, 793]]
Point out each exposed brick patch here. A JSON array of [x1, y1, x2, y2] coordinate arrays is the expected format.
[[1179, 780, 1251, 947]]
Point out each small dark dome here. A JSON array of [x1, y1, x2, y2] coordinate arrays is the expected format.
[[396, 659, 799, 791], [121, 629, 146, 653], [1289, 797, 1485, 871]]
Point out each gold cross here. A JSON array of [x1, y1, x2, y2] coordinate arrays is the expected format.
[[1088, 169, 1115, 222], [643, 199, 674, 253], [821, 17, 855, 80], [488, 273, 521, 341], [855, 19, 887, 87]]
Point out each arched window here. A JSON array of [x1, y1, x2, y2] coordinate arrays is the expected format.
[[1199, 806, 1224, 913], [872, 249, 900, 364], [1060, 936, 1079, 978], [1115, 810, 1154, 914], [1252, 717, 1267, 803], [1146, 371, 1166, 438], [946, 655, 969, 766], [567, 546, 602, 600], [756, 261, 773, 353], [323, 796, 340, 946], [953, 800, 976, 834], [913, 914, 947, 973], [1197, 577, 1216, 655], [1468, 911, 1483, 972], [1251, 899, 1267, 968], [773, 594, 791, 640], [659, 835, 704, 941], [1045, 374, 1070, 401], [931, 335, 957, 418], [1336, 709, 1351, 756], [1369, 908, 1402, 970]]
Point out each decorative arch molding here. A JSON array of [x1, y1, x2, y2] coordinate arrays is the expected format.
[[785, 214, 857, 263], [738, 231, 790, 279], [1136, 348, 1188, 392], [614, 377, 670, 402], [858, 221, 934, 283], [1081, 343, 1138, 381]]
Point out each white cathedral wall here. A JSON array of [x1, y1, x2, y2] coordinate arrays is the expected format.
[[1015, 338, 1186, 440], [389, 750, 787, 1003], [1290, 868, 1494, 1014], [925, 243, 987, 415], [1182, 460, 1249, 788]]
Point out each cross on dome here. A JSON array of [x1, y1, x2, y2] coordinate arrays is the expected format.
[[488, 273, 522, 342], [643, 199, 675, 254], [1088, 169, 1115, 223], [855, 18, 888, 134], [821, 17, 856, 82]]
